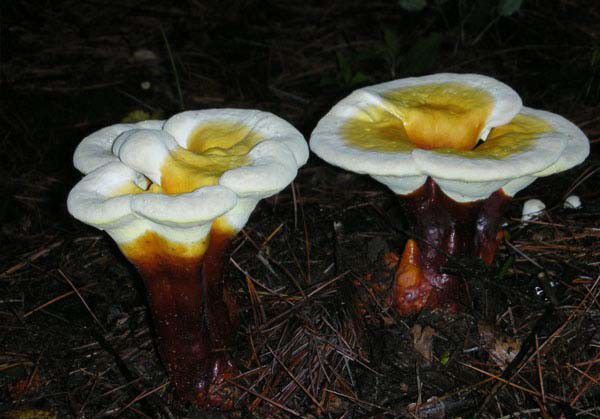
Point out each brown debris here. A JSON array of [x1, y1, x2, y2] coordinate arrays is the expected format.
[[411, 324, 436, 364], [4, 411, 57, 419], [478, 322, 522, 370]]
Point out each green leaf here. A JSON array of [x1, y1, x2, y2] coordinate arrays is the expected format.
[[591, 47, 600, 67], [336, 52, 353, 84], [122, 110, 151, 123], [350, 72, 372, 86], [399, 0, 427, 12], [384, 29, 400, 56], [319, 76, 336, 87], [498, 0, 523, 16], [466, 0, 498, 29], [403, 32, 442, 75], [122, 109, 162, 123], [440, 351, 451, 366], [497, 256, 514, 280]]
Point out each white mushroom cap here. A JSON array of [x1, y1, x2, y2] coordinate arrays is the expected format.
[[67, 161, 238, 244], [69, 109, 308, 249], [564, 195, 582, 209], [310, 73, 590, 202], [74, 120, 165, 174], [112, 129, 180, 185], [521, 199, 546, 222]]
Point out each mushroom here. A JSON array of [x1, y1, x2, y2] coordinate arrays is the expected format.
[[310, 73, 589, 315], [564, 194, 582, 209], [68, 109, 308, 408], [521, 199, 546, 222]]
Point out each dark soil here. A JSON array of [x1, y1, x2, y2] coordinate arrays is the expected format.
[[2, 1, 600, 417]]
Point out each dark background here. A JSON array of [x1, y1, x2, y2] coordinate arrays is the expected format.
[[2, 1, 600, 418]]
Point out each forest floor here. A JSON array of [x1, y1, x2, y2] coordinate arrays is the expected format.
[[2, 0, 600, 417]]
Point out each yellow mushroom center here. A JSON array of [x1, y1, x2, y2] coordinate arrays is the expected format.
[[343, 82, 494, 151], [114, 121, 262, 196], [161, 122, 262, 194], [446, 113, 552, 159]]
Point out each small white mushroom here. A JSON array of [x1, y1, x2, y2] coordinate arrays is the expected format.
[[564, 195, 582, 209], [521, 199, 546, 222], [132, 48, 158, 62]]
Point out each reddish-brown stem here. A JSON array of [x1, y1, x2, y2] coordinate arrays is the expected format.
[[127, 229, 238, 409], [393, 177, 510, 315]]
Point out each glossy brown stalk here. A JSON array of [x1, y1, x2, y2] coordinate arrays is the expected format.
[[393, 177, 510, 315], [123, 228, 237, 409]]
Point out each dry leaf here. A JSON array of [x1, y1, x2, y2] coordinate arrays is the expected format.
[[479, 322, 522, 369], [5, 410, 57, 419], [411, 324, 435, 363]]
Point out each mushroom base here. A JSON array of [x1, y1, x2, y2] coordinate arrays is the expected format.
[[126, 229, 238, 410], [393, 177, 510, 315]]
